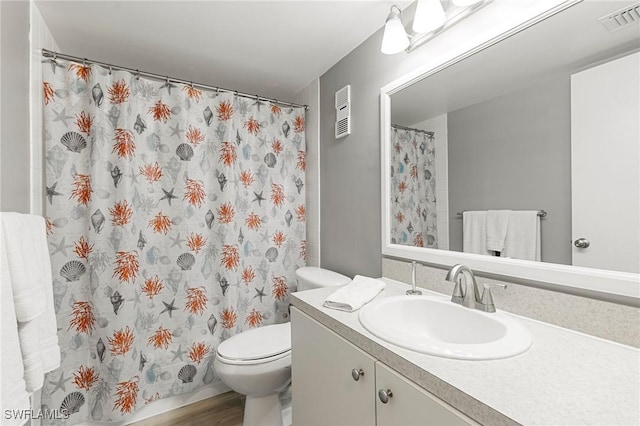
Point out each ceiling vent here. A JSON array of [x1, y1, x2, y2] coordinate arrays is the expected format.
[[335, 85, 351, 139], [599, 2, 640, 32]]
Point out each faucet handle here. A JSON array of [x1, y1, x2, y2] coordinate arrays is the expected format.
[[479, 283, 507, 313], [406, 261, 422, 295]]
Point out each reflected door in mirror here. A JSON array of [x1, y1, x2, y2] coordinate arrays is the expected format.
[[571, 52, 640, 274]]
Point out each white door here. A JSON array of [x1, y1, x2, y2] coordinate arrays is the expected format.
[[570, 52, 640, 273]]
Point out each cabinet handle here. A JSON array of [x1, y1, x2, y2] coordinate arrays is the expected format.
[[574, 238, 590, 248], [351, 368, 364, 381], [378, 389, 393, 404]]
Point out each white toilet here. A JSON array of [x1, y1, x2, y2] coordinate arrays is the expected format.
[[214, 267, 351, 426]]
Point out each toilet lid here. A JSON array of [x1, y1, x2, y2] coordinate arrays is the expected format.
[[217, 322, 291, 361]]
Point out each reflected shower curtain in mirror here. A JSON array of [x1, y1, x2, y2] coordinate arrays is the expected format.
[[389, 126, 437, 248], [41, 59, 306, 423]]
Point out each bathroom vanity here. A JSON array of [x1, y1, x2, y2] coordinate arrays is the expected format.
[[290, 279, 640, 425], [292, 307, 477, 425]]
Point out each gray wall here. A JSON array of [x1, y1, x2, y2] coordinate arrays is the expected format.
[[0, 1, 31, 213], [447, 76, 572, 265], [318, 3, 546, 278], [319, 4, 480, 278]]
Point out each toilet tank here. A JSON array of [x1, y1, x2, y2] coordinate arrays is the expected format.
[[295, 267, 351, 292]]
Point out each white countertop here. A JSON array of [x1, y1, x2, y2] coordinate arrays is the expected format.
[[291, 278, 640, 426]]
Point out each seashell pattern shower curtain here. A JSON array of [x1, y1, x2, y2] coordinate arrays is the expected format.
[[389, 127, 437, 248], [41, 59, 306, 423]]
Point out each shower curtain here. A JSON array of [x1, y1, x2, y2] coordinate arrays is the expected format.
[[389, 126, 437, 248], [41, 59, 306, 423]]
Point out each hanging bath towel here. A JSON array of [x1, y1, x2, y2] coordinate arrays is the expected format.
[[501, 211, 541, 261], [463, 211, 491, 256]]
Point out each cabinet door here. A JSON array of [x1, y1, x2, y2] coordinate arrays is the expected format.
[[375, 362, 478, 426], [291, 308, 376, 426]]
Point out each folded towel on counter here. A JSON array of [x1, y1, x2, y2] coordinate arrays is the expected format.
[[486, 210, 511, 252], [323, 275, 385, 312]]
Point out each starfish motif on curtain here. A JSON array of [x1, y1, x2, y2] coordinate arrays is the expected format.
[[253, 191, 265, 206], [170, 344, 186, 361], [50, 237, 73, 256], [53, 108, 74, 126], [48, 371, 71, 394], [170, 122, 184, 138], [160, 299, 178, 318], [254, 287, 266, 303], [170, 232, 186, 248], [160, 187, 177, 205], [46, 182, 63, 204]]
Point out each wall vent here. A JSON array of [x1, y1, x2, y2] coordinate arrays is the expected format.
[[599, 3, 640, 32], [335, 85, 351, 139]]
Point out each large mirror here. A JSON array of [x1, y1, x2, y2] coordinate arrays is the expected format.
[[382, 0, 640, 302]]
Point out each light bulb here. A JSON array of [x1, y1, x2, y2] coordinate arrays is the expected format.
[[412, 0, 446, 34], [381, 6, 410, 54]]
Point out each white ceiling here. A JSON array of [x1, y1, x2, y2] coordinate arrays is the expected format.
[[36, 0, 412, 102]]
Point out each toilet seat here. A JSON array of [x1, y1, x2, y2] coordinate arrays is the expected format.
[[216, 322, 291, 365]]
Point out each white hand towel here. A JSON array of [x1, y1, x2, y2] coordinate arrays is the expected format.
[[501, 211, 541, 261], [1, 225, 31, 426], [1, 213, 61, 392], [486, 210, 511, 252], [1, 213, 47, 321], [462, 211, 491, 256], [323, 275, 385, 312]]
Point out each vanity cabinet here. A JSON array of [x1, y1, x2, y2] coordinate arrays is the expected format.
[[291, 308, 477, 426], [291, 307, 376, 426]]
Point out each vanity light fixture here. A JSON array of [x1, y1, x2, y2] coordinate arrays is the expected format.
[[412, 0, 446, 34], [381, 5, 410, 54], [381, 0, 492, 54], [452, 0, 483, 6]]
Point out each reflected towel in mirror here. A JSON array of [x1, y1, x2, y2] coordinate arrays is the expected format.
[[486, 210, 511, 252]]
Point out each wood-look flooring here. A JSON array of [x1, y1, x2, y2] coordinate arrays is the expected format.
[[130, 391, 245, 426]]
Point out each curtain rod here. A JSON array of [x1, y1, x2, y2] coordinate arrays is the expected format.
[[42, 49, 309, 111], [391, 124, 434, 137]]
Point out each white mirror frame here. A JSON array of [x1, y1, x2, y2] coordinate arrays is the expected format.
[[380, 0, 640, 304]]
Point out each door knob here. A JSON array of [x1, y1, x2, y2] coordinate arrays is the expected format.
[[351, 368, 364, 381], [378, 389, 393, 403], [574, 238, 590, 248]]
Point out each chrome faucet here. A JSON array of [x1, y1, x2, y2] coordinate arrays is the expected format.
[[445, 264, 481, 309], [445, 264, 506, 312]]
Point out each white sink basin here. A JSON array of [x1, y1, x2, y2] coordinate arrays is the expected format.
[[359, 295, 531, 360]]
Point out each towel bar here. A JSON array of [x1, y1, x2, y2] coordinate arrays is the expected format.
[[456, 210, 547, 218]]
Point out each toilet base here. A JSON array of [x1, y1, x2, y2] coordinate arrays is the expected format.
[[243, 393, 283, 426]]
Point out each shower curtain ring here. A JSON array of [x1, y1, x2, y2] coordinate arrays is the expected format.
[[108, 65, 112, 75], [136, 70, 140, 80]]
